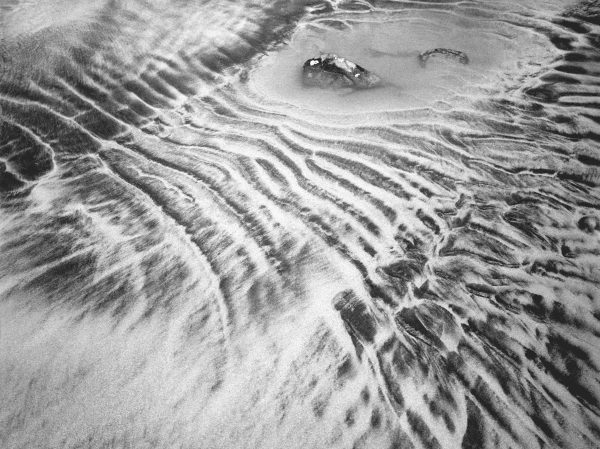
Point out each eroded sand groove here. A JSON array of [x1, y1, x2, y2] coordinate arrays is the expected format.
[[1, 1, 600, 448]]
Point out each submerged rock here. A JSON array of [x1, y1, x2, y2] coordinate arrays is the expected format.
[[577, 215, 599, 233], [302, 53, 382, 89], [333, 290, 378, 343], [0, 161, 25, 192], [418, 48, 469, 67]]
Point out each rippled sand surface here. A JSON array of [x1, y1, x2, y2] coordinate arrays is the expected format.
[[1, 1, 600, 448]]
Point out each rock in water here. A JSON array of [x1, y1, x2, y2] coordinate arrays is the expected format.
[[302, 53, 382, 89], [577, 215, 599, 233], [418, 48, 469, 67]]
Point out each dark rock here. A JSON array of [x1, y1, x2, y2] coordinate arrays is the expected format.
[[564, 0, 600, 26], [333, 289, 378, 343], [525, 85, 560, 103], [561, 243, 574, 258], [302, 53, 381, 89], [418, 48, 469, 67], [0, 161, 26, 192], [370, 408, 381, 428], [577, 215, 599, 233], [462, 398, 485, 449], [395, 307, 445, 349]]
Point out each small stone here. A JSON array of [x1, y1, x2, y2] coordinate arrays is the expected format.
[[302, 53, 381, 89], [577, 215, 599, 233]]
